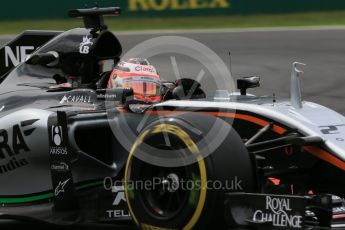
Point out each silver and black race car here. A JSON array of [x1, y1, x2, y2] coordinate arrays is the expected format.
[[1, 5, 345, 230]]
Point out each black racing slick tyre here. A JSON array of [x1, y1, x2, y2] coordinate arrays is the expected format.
[[124, 113, 258, 230]]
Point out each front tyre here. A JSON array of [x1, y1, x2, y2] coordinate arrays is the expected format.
[[125, 115, 258, 229]]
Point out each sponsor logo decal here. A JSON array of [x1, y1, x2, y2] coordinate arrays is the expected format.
[[252, 196, 303, 228], [0, 119, 39, 174], [50, 147, 67, 155], [0, 157, 29, 175], [134, 65, 156, 73], [52, 125, 62, 146], [96, 88, 122, 101], [5, 46, 35, 67], [112, 185, 126, 206], [59, 95, 93, 104], [106, 185, 131, 218], [50, 125, 67, 155], [97, 93, 118, 100], [79, 36, 93, 54], [128, 0, 230, 11], [51, 162, 69, 172], [55, 178, 70, 196], [333, 206, 345, 214]]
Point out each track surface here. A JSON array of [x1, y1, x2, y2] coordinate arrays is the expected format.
[[116, 28, 345, 114], [0, 28, 345, 229], [3, 28, 345, 113], [2, 28, 345, 114]]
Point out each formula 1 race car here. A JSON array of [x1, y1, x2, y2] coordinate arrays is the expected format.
[[1, 5, 345, 230]]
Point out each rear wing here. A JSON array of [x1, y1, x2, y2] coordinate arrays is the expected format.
[[0, 30, 60, 80]]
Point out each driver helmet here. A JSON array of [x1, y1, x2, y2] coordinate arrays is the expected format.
[[107, 58, 161, 103]]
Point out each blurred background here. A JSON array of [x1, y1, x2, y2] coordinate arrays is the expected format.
[[1, 0, 345, 33]]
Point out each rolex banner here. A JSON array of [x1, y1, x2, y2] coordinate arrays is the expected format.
[[1, 0, 345, 20]]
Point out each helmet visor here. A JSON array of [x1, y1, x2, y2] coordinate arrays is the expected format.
[[114, 75, 161, 102]]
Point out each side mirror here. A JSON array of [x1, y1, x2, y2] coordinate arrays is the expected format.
[[26, 51, 59, 67], [237, 76, 260, 95]]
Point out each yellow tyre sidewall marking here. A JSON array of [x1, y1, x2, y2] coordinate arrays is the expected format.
[[124, 124, 207, 230]]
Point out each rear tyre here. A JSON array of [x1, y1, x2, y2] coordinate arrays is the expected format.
[[124, 114, 258, 229]]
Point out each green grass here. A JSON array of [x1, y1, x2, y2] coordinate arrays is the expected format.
[[1, 10, 345, 34]]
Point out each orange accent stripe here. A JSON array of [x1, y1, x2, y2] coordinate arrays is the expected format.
[[120, 108, 345, 171], [144, 110, 287, 134], [198, 111, 286, 135], [304, 146, 345, 171]]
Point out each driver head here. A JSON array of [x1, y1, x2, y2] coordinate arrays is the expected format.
[[107, 58, 162, 103]]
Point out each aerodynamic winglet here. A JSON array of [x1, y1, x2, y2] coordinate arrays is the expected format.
[[290, 62, 306, 109]]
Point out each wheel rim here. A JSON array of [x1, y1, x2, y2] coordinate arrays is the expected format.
[[139, 162, 195, 220], [125, 125, 209, 229]]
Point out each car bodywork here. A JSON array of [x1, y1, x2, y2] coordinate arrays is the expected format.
[[0, 6, 345, 230]]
